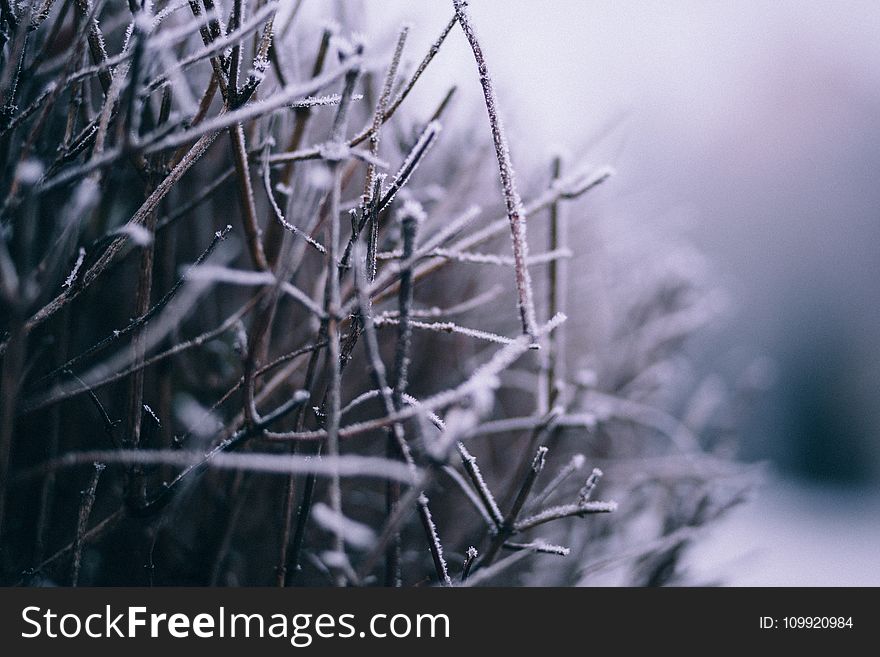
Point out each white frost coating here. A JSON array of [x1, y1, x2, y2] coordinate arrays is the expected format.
[[422, 247, 572, 267], [143, 57, 363, 153], [452, 0, 537, 338], [331, 34, 357, 59], [509, 540, 571, 556], [62, 248, 86, 289], [319, 19, 342, 36], [373, 316, 515, 345], [288, 93, 341, 108], [515, 500, 618, 532], [264, 313, 567, 442], [418, 494, 452, 585], [142, 403, 161, 427], [312, 503, 377, 551], [535, 542, 570, 556], [578, 467, 604, 503]]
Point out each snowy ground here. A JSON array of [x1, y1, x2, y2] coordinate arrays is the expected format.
[[686, 477, 880, 586]]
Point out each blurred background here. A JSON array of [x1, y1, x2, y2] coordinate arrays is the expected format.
[[354, 0, 880, 585]]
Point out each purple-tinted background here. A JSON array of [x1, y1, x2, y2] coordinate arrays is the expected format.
[[351, 0, 880, 584]]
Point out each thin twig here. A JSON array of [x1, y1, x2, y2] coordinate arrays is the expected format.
[[379, 122, 440, 212], [35, 226, 233, 386], [453, 0, 537, 339], [544, 156, 566, 407], [481, 445, 549, 566], [363, 25, 408, 196], [440, 465, 495, 528], [528, 454, 586, 512], [16, 448, 418, 489], [230, 122, 269, 270], [370, 166, 612, 308], [263, 314, 568, 442], [456, 442, 503, 529], [70, 462, 105, 586], [502, 540, 569, 557], [321, 46, 362, 583], [374, 317, 515, 345], [461, 546, 478, 582], [23, 300, 255, 414], [417, 493, 452, 586], [26, 131, 222, 333], [514, 500, 618, 532], [264, 24, 333, 267], [264, 14, 458, 165], [353, 246, 450, 586], [460, 549, 531, 587], [0, 320, 25, 547], [577, 467, 604, 504]]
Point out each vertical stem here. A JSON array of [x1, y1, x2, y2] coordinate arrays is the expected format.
[[155, 210, 177, 458], [353, 247, 452, 586], [0, 319, 25, 552], [283, 324, 330, 583], [124, 176, 159, 510], [275, 469, 297, 586], [324, 161, 345, 582], [321, 52, 362, 584], [481, 445, 548, 567], [452, 0, 537, 340], [285, 441, 319, 583], [71, 462, 105, 586], [363, 25, 408, 197], [461, 546, 478, 582], [73, 0, 113, 94], [34, 309, 69, 565], [186, 0, 265, 277], [230, 122, 269, 272], [392, 211, 419, 407], [386, 208, 420, 585], [228, 0, 245, 105], [546, 156, 565, 408], [416, 493, 452, 586]]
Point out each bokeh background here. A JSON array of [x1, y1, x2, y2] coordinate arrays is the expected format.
[[352, 0, 880, 585]]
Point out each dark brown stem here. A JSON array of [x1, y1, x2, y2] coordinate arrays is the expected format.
[[0, 318, 25, 551], [481, 445, 548, 567], [124, 172, 160, 509], [230, 123, 269, 271], [71, 462, 105, 586]]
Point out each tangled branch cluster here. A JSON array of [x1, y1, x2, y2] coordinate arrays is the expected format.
[[0, 1, 751, 587]]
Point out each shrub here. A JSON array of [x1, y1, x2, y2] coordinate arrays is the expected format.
[[0, 0, 751, 586]]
